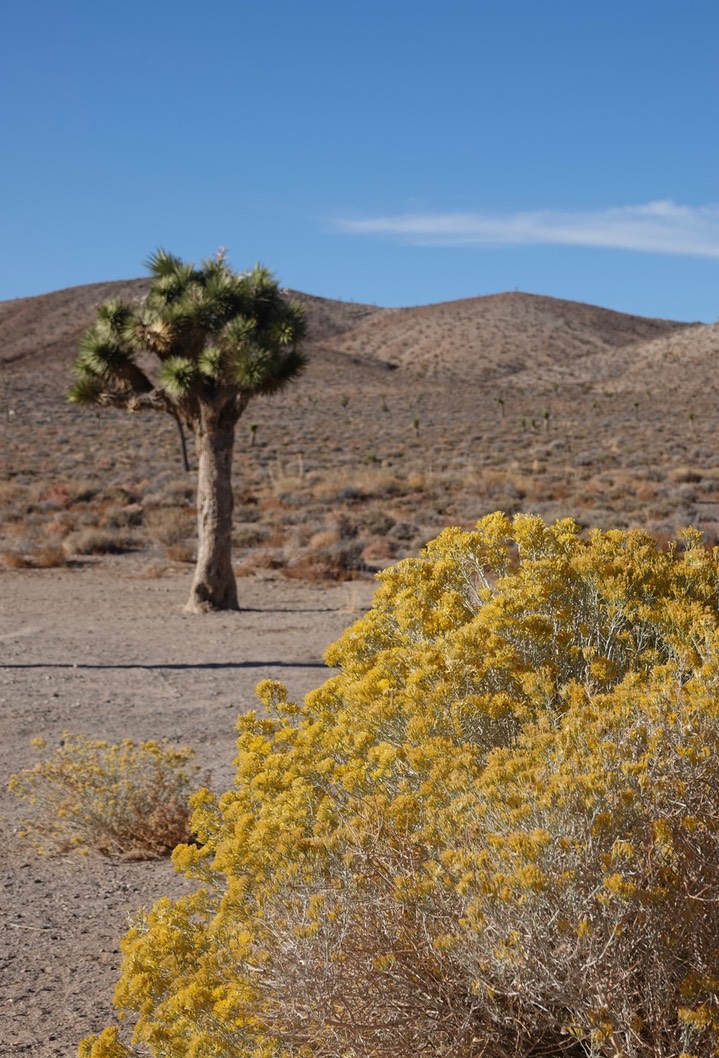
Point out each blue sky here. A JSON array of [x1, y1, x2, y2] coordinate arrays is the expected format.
[[2, 1, 717, 320]]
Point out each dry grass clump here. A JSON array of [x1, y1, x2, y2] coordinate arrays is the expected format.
[[234, 548, 284, 577], [307, 527, 343, 551], [63, 527, 142, 556], [142, 476, 194, 507], [282, 548, 365, 582], [165, 543, 194, 563], [232, 522, 269, 549], [1, 537, 68, 569], [99, 503, 144, 530], [667, 464, 705, 483], [145, 506, 193, 548], [31, 543, 68, 568], [8, 733, 205, 860], [0, 549, 31, 569], [0, 481, 25, 505]]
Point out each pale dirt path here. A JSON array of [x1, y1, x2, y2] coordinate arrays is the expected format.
[[0, 560, 375, 1057]]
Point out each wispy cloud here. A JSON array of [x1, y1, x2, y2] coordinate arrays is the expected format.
[[333, 201, 719, 258]]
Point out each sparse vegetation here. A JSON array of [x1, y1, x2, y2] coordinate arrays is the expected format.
[[8, 733, 203, 859], [3, 286, 719, 581], [63, 527, 141, 556], [145, 507, 194, 556]]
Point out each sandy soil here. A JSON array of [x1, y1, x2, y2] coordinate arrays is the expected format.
[[0, 559, 376, 1057]]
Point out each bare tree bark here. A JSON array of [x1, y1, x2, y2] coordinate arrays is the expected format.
[[185, 406, 238, 613]]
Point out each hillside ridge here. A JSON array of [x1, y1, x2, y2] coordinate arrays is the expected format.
[[0, 278, 696, 385]]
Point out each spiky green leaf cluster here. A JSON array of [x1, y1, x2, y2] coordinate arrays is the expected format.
[[69, 250, 307, 412], [158, 357, 200, 398], [68, 374, 105, 406]]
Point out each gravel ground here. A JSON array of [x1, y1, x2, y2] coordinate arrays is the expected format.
[[0, 559, 375, 1057]]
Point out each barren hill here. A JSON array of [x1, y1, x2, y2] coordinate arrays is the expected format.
[[600, 320, 719, 396], [0, 280, 151, 366], [0, 281, 696, 384], [319, 291, 691, 383], [0, 279, 388, 367]]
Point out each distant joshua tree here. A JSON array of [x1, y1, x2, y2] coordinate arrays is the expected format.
[[69, 249, 307, 612]]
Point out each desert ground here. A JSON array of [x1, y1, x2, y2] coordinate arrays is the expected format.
[[1, 560, 376, 1057], [2, 278, 719, 1055]]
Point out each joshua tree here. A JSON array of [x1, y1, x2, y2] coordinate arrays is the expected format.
[[69, 249, 307, 612]]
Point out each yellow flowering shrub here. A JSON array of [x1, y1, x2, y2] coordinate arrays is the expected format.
[[9, 733, 202, 858], [81, 514, 719, 1057]]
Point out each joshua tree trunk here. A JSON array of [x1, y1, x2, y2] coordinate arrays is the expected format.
[[185, 405, 239, 613]]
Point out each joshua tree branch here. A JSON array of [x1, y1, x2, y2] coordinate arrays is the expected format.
[[173, 411, 191, 472], [97, 388, 175, 413]]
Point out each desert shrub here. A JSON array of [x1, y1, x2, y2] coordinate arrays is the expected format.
[[63, 528, 141, 555], [38, 482, 77, 508], [307, 527, 343, 551], [282, 546, 365, 581], [360, 506, 396, 536], [232, 522, 270, 549], [31, 542, 68, 568], [81, 514, 719, 1058], [101, 503, 144, 530], [146, 507, 194, 548], [9, 734, 203, 859], [234, 547, 284, 576], [165, 542, 195, 563], [0, 549, 29, 569], [283, 530, 366, 580]]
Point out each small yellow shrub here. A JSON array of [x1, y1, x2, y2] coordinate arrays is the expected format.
[[81, 514, 719, 1057], [9, 733, 202, 859]]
